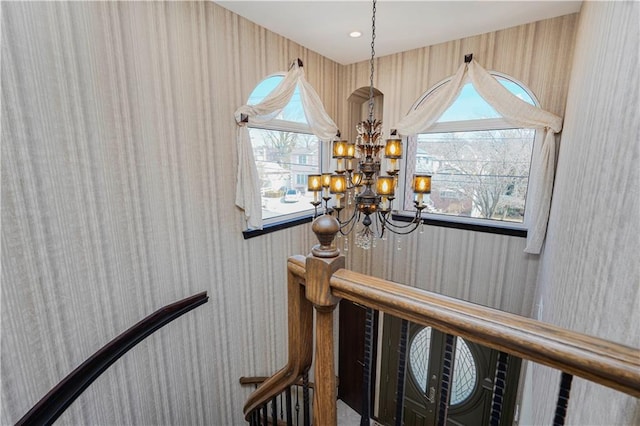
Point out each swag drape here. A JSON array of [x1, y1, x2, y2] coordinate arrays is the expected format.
[[395, 59, 563, 254], [234, 60, 338, 230]]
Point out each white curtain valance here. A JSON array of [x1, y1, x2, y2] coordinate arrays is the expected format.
[[234, 60, 338, 230], [396, 59, 563, 254]]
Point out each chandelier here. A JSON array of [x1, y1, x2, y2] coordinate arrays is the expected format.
[[306, 0, 431, 249]]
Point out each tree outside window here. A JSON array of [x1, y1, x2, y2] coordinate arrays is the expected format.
[[247, 75, 321, 221], [408, 76, 537, 226]]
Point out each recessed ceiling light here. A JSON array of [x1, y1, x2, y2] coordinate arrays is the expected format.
[[349, 31, 362, 38]]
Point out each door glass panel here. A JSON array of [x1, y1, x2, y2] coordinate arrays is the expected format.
[[450, 338, 477, 405], [409, 328, 478, 405], [408, 327, 432, 392]]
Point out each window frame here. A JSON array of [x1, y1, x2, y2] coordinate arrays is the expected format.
[[244, 74, 329, 236], [394, 72, 540, 236]]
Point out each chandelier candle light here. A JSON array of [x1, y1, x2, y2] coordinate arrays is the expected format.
[[306, 0, 431, 249]]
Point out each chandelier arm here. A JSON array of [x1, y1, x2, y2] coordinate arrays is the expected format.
[[334, 208, 352, 228], [378, 207, 428, 232], [378, 210, 423, 230], [382, 219, 418, 230], [340, 211, 358, 235], [377, 217, 424, 236], [338, 209, 361, 236], [342, 211, 361, 236], [370, 211, 383, 239]]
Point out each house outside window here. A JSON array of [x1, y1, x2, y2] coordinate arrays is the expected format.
[[404, 75, 538, 229], [247, 75, 322, 222]]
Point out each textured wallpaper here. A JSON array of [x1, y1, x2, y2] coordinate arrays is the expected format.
[[1, 2, 336, 424], [2, 1, 614, 425], [530, 2, 640, 425]]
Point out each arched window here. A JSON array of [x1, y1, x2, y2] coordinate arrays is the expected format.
[[405, 74, 538, 228], [247, 75, 322, 223]]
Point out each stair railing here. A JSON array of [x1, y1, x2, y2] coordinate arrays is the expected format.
[[242, 256, 314, 425], [243, 215, 640, 425], [240, 375, 323, 425], [17, 291, 209, 425]]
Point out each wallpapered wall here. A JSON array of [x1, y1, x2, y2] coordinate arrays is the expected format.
[[530, 2, 640, 425], [1, 2, 337, 424], [338, 14, 577, 316], [3, 1, 615, 424]]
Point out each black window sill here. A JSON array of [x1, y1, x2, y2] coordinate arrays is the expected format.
[[391, 213, 527, 238], [242, 215, 314, 239], [243, 213, 526, 239]]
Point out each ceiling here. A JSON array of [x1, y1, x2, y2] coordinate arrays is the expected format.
[[214, 1, 582, 65]]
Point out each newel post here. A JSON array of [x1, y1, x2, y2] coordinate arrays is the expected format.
[[306, 215, 344, 426]]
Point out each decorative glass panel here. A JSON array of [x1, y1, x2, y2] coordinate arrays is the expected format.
[[409, 329, 478, 406], [409, 327, 432, 391], [450, 338, 477, 405]]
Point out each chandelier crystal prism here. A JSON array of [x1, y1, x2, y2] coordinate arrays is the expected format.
[[307, 0, 431, 249]]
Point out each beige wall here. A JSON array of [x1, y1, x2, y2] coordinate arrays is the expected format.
[[1, 2, 338, 424], [338, 14, 577, 317], [529, 2, 640, 424], [5, 1, 622, 424]]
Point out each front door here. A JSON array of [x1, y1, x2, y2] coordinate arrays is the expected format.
[[338, 300, 378, 415], [378, 315, 521, 425]]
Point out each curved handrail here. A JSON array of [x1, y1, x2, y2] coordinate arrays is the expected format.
[[240, 376, 321, 389], [329, 269, 640, 398], [242, 256, 313, 420], [17, 291, 209, 426]]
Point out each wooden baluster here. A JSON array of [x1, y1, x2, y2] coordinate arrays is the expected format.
[[490, 351, 509, 425], [394, 319, 409, 426], [553, 372, 573, 426], [437, 333, 455, 426], [361, 307, 374, 426]]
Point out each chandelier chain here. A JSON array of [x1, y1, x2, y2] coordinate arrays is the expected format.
[[368, 0, 377, 122]]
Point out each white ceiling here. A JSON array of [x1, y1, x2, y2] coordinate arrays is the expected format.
[[214, 1, 582, 65]]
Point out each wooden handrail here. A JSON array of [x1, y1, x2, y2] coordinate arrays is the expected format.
[[242, 256, 313, 420], [240, 375, 337, 390], [330, 269, 640, 398], [242, 217, 640, 425], [17, 291, 209, 426]]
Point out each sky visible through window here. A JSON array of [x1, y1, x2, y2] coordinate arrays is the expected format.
[[247, 74, 317, 221], [431, 78, 535, 122], [248, 75, 307, 124], [412, 76, 536, 224]]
